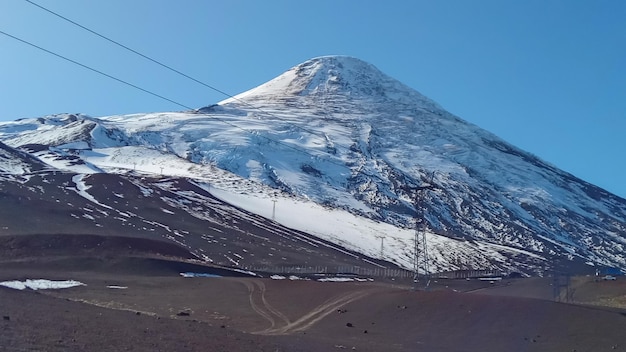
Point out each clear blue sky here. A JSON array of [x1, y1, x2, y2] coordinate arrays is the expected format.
[[1, 0, 625, 198]]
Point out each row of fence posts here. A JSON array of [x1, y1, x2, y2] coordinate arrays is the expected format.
[[237, 265, 504, 279], [239, 265, 414, 278]]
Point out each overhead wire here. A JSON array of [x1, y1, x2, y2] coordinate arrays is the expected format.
[[1, 29, 337, 167], [0, 29, 193, 111], [0, 27, 398, 197], [23, 0, 234, 100]]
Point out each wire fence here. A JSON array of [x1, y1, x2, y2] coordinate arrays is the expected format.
[[240, 265, 414, 278], [238, 265, 505, 279]]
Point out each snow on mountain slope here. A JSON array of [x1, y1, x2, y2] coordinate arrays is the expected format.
[[0, 141, 46, 178], [219, 55, 440, 110], [209, 186, 546, 273], [0, 56, 625, 274]]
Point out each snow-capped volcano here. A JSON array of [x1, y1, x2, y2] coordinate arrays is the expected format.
[[220, 56, 439, 108], [1, 56, 625, 275]]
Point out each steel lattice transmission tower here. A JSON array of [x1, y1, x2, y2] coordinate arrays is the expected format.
[[412, 171, 436, 290]]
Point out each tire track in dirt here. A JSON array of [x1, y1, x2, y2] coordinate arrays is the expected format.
[[259, 289, 370, 335], [55, 296, 158, 317], [238, 279, 279, 330], [254, 280, 291, 326], [235, 278, 372, 335]]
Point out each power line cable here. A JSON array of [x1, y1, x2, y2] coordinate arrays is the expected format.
[[23, 0, 233, 100], [0, 29, 193, 111], [2, 17, 404, 196], [0, 29, 363, 180]]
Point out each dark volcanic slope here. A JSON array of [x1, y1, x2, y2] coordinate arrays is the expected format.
[[0, 234, 195, 260], [0, 170, 390, 271]]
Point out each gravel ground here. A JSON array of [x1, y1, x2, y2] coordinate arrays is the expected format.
[[2, 260, 626, 352]]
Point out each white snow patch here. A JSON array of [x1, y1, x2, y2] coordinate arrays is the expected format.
[[317, 277, 355, 282], [0, 279, 85, 290], [179, 272, 221, 278], [71, 174, 112, 209]]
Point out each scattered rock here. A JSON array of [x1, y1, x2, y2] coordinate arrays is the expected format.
[[3, 316, 9, 321], [346, 322, 353, 328], [337, 309, 347, 313], [363, 330, 368, 334], [220, 325, 226, 329], [135, 312, 141, 316]]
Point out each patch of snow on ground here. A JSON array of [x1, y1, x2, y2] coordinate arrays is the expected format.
[[0, 279, 85, 290], [179, 272, 221, 278], [271, 275, 307, 280], [231, 268, 257, 276], [71, 174, 112, 209], [317, 277, 356, 282]]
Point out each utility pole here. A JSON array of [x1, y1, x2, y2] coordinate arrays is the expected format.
[[422, 218, 430, 289], [413, 225, 419, 290], [272, 199, 277, 221]]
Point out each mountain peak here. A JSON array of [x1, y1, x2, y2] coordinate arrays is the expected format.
[[219, 56, 439, 109], [292, 55, 392, 97]]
